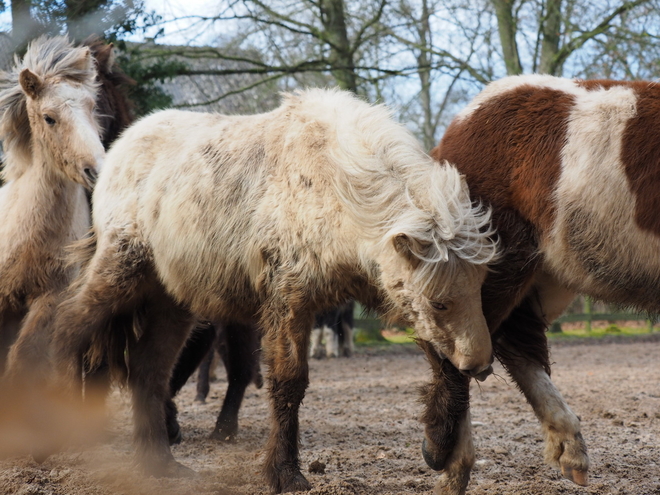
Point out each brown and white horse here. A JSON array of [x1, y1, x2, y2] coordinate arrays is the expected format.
[[423, 74, 660, 494], [50, 88, 498, 491], [0, 36, 104, 378]]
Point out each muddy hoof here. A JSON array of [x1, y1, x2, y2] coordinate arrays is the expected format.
[[31, 447, 54, 464], [422, 437, 447, 471], [193, 395, 206, 404], [209, 428, 236, 443], [279, 471, 312, 493], [561, 465, 588, 486], [254, 371, 264, 389], [148, 459, 197, 479], [167, 424, 182, 445]]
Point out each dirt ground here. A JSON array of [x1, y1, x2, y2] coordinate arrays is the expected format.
[[2, 337, 660, 495]]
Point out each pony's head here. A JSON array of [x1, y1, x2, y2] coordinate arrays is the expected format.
[[319, 89, 498, 377], [0, 36, 104, 189], [340, 148, 498, 378], [369, 162, 498, 379]]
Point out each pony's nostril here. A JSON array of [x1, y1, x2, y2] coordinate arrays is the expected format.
[[459, 364, 493, 381]]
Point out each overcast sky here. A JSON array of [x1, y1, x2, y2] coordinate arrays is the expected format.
[[140, 0, 224, 45]]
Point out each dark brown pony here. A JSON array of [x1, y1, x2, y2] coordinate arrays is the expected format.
[[424, 74, 660, 494]]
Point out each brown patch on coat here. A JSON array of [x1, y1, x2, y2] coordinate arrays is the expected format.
[[432, 85, 574, 236], [619, 83, 660, 237]]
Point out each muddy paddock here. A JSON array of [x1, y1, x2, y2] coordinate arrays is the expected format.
[[2, 337, 660, 495]]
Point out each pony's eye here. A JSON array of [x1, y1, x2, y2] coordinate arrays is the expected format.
[[430, 301, 448, 311], [43, 114, 56, 126]]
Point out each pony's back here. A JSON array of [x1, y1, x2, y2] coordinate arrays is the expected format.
[[92, 89, 495, 321]]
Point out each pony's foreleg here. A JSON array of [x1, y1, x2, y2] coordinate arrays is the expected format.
[[339, 301, 355, 357], [194, 339, 216, 403], [0, 302, 24, 374], [417, 339, 473, 495], [309, 326, 322, 359], [166, 321, 217, 444], [502, 351, 588, 484], [495, 292, 588, 486], [323, 325, 339, 358], [128, 289, 196, 478], [210, 321, 260, 442], [4, 292, 59, 384], [262, 307, 313, 493]]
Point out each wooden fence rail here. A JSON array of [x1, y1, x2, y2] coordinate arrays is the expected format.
[[550, 313, 654, 333], [354, 314, 655, 335]]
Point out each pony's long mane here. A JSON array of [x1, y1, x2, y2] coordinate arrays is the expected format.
[[83, 37, 135, 148], [0, 36, 98, 181], [287, 89, 498, 291]]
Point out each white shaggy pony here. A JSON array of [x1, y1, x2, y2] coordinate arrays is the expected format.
[[51, 89, 497, 492], [0, 36, 104, 378]]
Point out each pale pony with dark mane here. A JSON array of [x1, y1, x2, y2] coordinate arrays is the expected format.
[[0, 36, 104, 377], [51, 88, 497, 492]]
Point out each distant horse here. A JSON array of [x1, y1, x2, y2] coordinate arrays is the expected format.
[[0, 36, 104, 378], [425, 74, 660, 494], [309, 302, 354, 358], [50, 88, 498, 492]]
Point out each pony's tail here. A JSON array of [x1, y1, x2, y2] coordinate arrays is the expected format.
[[63, 229, 132, 386], [64, 229, 97, 271], [85, 315, 132, 387]]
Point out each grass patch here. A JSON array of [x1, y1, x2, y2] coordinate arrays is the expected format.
[[548, 325, 654, 340], [382, 333, 416, 344]]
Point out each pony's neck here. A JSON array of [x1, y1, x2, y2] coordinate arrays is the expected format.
[[10, 149, 89, 241]]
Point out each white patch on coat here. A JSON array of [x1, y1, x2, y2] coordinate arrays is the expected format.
[[543, 84, 660, 301]]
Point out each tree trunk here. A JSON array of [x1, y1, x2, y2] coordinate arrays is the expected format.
[[65, 0, 107, 42], [11, 0, 38, 53], [320, 0, 358, 93], [491, 0, 522, 75], [416, 0, 435, 150], [539, 0, 562, 75]]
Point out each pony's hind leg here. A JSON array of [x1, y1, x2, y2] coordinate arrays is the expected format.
[[0, 303, 24, 375], [495, 291, 588, 486], [127, 287, 196, 477], [4, 291, 59, 383], [51, 237, 151, 391]]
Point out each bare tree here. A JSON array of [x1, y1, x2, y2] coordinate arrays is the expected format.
[[493, 0, 654, 76]]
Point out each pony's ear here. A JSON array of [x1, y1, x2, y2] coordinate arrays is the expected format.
[[393, 234, 422, 268], [19, 69, 43, 99], [96, 43, 115, 73], [71, 46, 94, 73]]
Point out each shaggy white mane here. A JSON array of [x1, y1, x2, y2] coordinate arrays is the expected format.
[[0, 36, 98, 181], [286, 89, 498, 290]]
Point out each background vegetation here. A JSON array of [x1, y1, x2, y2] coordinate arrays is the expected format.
[[3, 0, 660, 130]]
